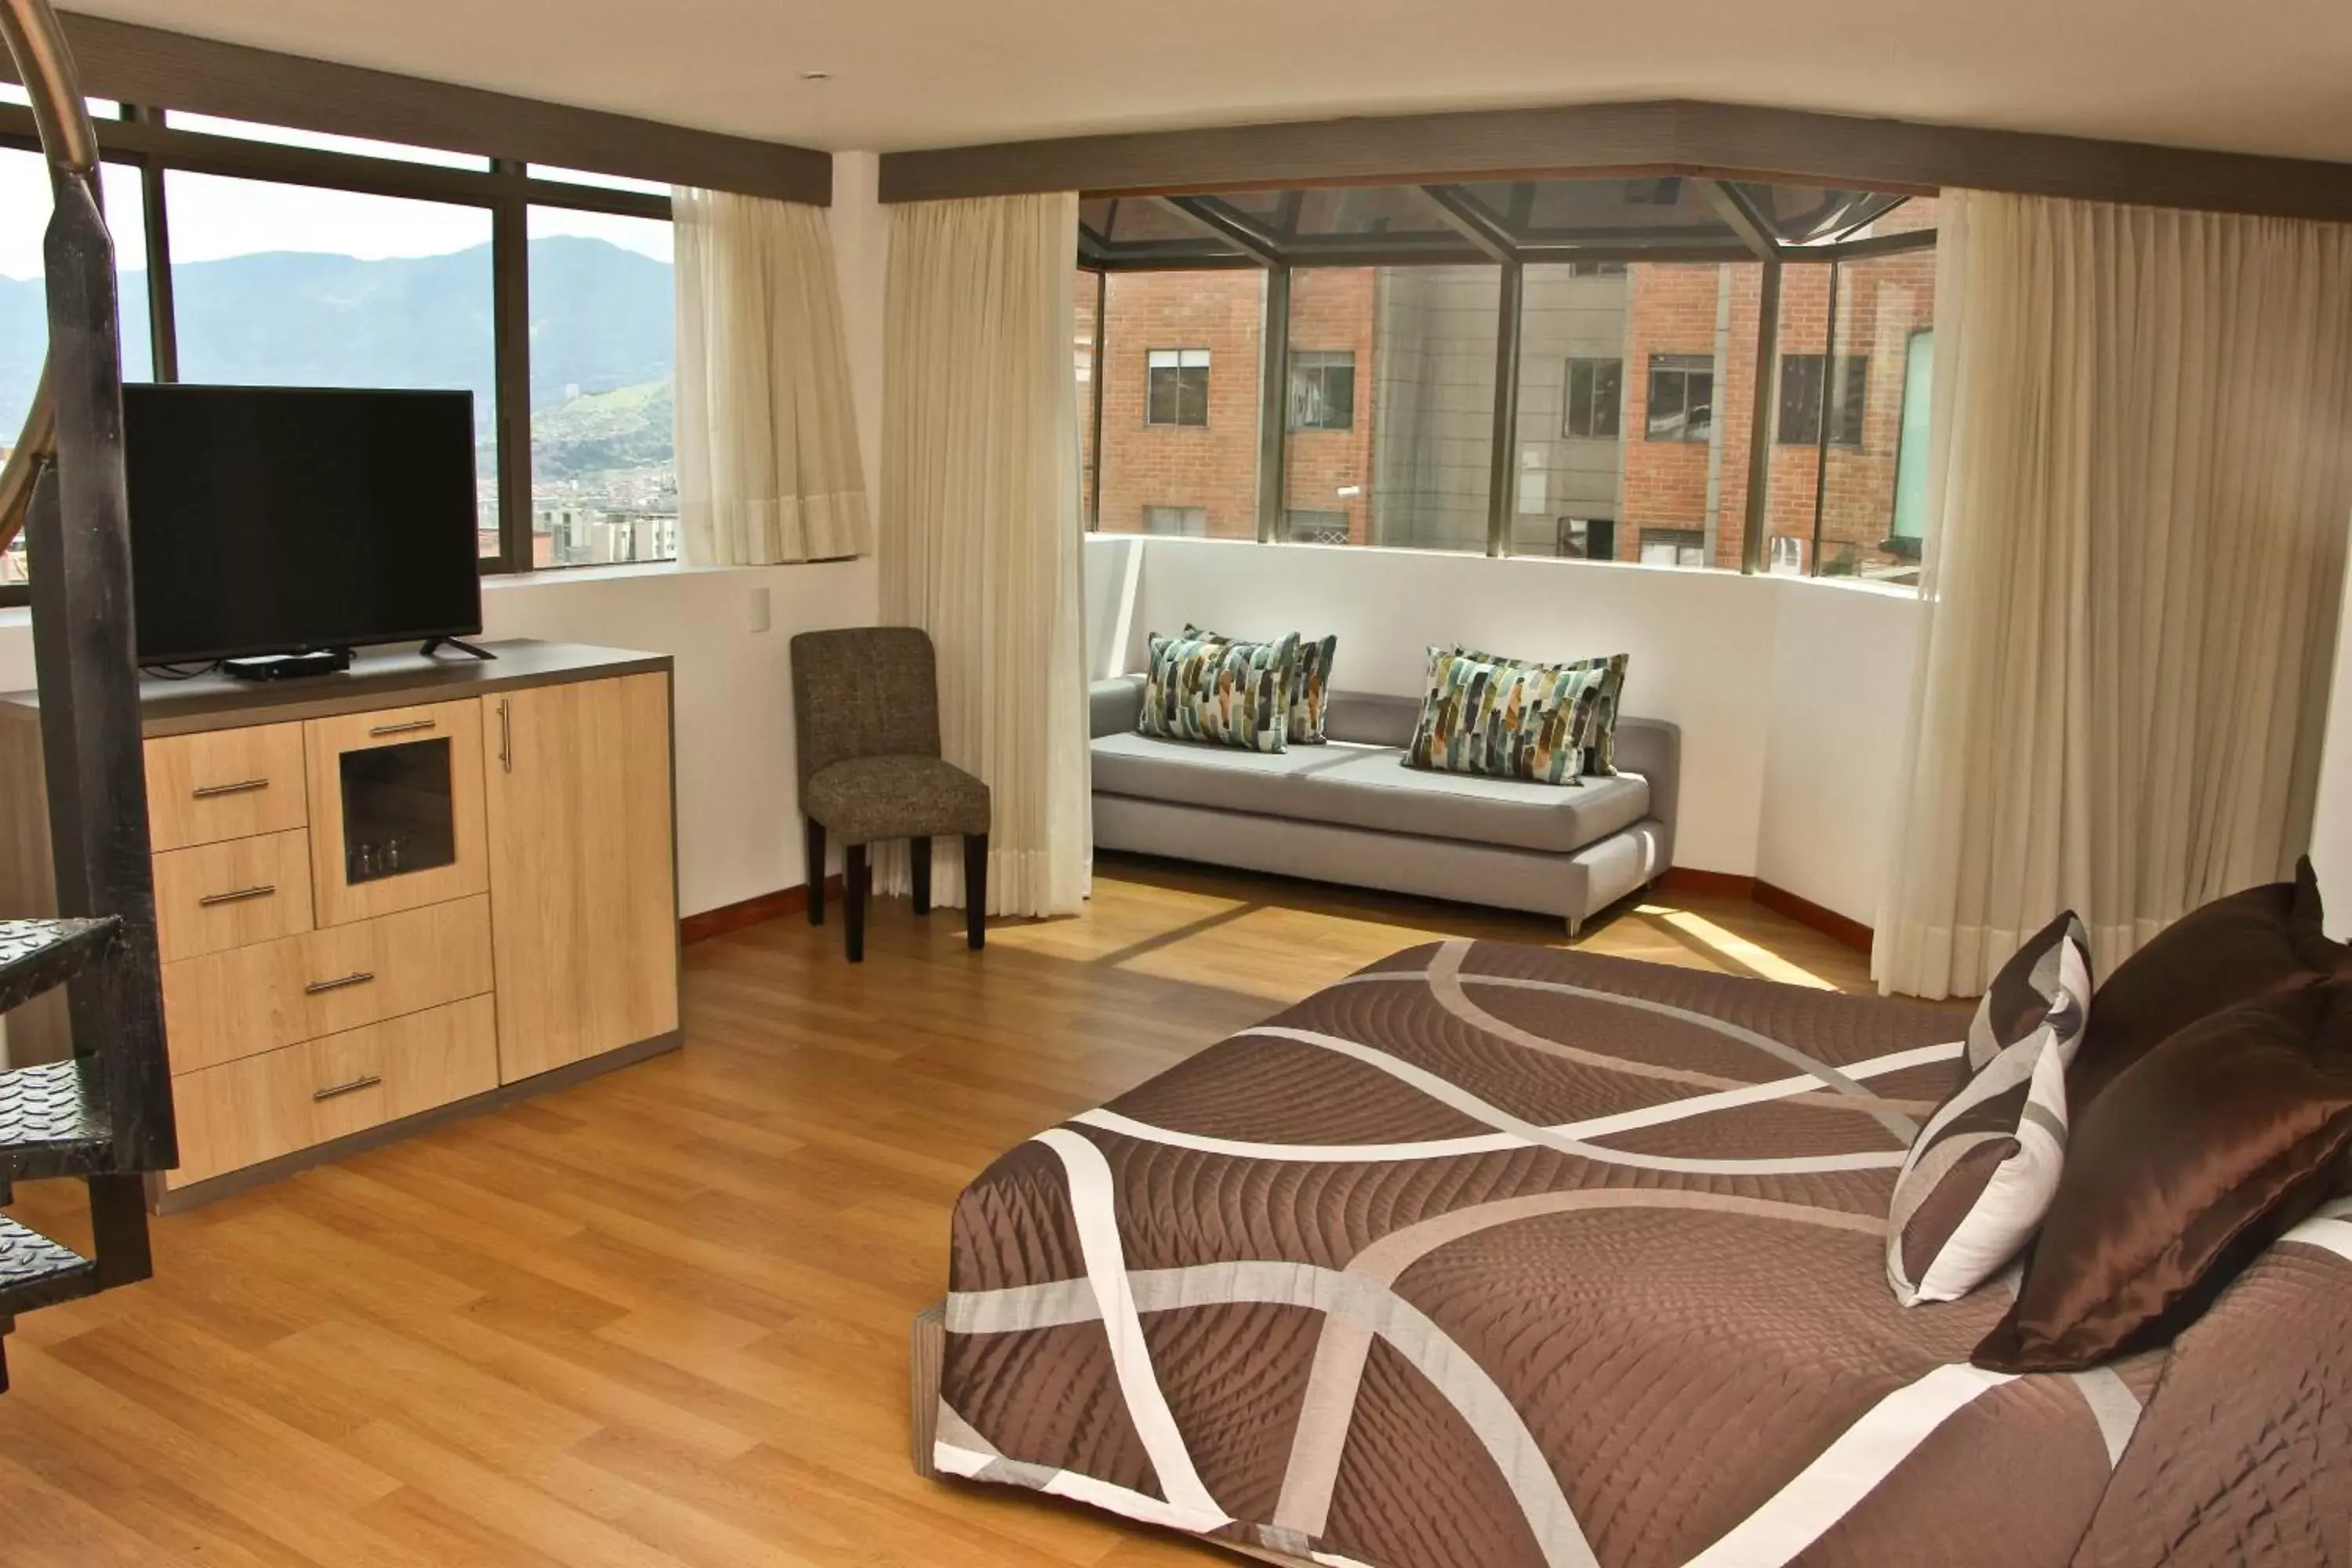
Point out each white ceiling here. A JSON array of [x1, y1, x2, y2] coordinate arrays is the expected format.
[[75, 0, 2352, 162]]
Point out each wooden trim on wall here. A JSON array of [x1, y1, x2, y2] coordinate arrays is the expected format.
[[681, 877, 844, 945], [1751, 879, 1874, 955], [879, 97, 2352, 223], [14, 11, 830, 203], [1653, 868, 1874, 955], [1654, 867, 1756, 901]]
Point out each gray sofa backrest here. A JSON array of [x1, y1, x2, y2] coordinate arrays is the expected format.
[[1088, 674, 1681, 848]]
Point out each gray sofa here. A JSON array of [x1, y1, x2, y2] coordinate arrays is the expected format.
[[1089, 676, 1679, 936]]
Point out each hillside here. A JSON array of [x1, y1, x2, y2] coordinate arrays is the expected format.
[[0, 235, 673, 459]]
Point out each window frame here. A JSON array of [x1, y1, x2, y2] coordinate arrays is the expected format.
[[1562, 355, 1623, 440], [1644, 353, 1715, 444], [1286, 348, 1356, 432], [1776, 351, 1868, 448], [0, 102, 677, 607], [1145, 347, 1211, 427]]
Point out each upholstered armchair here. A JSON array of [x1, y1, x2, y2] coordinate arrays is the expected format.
[[789, 627, 991, 962]]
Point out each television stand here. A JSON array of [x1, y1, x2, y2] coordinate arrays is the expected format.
[[222, 648, 354, 682], [419, 636, 496, 662]]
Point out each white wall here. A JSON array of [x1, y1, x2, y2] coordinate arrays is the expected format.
[[1096, 534, 1925, 927], [0, 561, 879, 920], [1755, 578, 1922, 926]]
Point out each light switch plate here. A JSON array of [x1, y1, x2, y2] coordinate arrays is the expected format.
[[746, 586, 772, 633]]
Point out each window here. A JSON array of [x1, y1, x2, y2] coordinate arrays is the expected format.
[[1768, 534, 1806, 575], [1286, 509, 1348, 544], [1287, 349, 1354, 430], [1645, 354, 1714, 442], [0, 149, 153, 591], [1146, 348, 1210, 426], [1289, 350, 1364, 432], [1512, 260, 1634, 557], [527, 206, 677, 567], [1777, 353, 1867, 446], [165, 172, 501, 554], [1142, 505, 1207, 535], [1555, 517, 1615, 560], [1639, 527, 1708, 568], [0, 100, 687, 601], [1563, 357, 1621, 438], [1769, 207, 1939, 581], [1091, 271, 1261, 539], [1286, 264, 1498, 554], [1076, 268, 1101, 525]]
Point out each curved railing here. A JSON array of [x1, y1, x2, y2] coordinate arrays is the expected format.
[[0, 0, 102, 557]]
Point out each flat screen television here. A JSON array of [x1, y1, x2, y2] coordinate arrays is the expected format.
[[123, 384, 484, 665]]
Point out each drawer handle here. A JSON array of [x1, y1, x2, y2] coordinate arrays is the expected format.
[[197, 884, 276, 908], [191, 778, 270, 800], [368, 719, 439, 738], [303, 971, 376, 996], [312, 1073, 383, 1102]]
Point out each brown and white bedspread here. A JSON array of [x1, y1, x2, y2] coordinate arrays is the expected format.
[[936, 942, 2352, 1568]]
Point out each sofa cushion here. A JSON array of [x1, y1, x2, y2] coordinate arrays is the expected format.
[[1090, 732, 1650, 855], [1186, 623, 1338, 745], [1456, 645, 1631, 775], [1139, 630, 1299, 753], [1405, 647, 1613, 785]]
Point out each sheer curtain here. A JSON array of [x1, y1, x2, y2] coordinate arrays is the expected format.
[[1877, 190, 2352, 998], [673, 187, 870, 564], [877, 192, 1090, 917]]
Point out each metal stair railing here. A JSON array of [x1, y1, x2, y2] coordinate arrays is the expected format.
[[0, 0, 177, 1392]]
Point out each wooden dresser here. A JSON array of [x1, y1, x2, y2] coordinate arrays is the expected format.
[[0, 640, 681, 1205]]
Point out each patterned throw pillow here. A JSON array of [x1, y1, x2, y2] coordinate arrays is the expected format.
[[1455, 646, 1628, 775], [1886, 912, 2094, 1307], [1185, 624, 1337, 745], [1138, 630, 1301, 753], [1403, 647, 1612, 785]]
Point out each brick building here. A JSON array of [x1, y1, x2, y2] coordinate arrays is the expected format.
[[1085, 196, 1937, 576]]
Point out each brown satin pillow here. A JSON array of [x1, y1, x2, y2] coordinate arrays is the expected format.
[[1973, 981, 2352, 1374], [2069, 857, 2343, 1112]]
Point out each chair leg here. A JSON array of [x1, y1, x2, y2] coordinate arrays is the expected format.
[[845, 844, 867, 963], [911, 837, 932, 916], [805, 818, 826, 925], [964, 833, 988, 951]]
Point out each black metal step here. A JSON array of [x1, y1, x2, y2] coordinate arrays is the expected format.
[[0, 1212, 96, 1318], [0, 916, 122, 1014], [0, 1058, 111, 1179]]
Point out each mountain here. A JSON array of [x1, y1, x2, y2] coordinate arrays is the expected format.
[[0, 234, 673, 441]]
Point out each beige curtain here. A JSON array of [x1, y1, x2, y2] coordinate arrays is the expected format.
[[673, 187, 870, 564], [1876, 190, 2352, 998], [877, 192, 1090, 917]]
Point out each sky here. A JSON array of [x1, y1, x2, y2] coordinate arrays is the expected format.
[[0, 108, 673, 281]]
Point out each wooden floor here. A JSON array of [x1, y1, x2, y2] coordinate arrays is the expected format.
[[0, 858, 1877, 1566]]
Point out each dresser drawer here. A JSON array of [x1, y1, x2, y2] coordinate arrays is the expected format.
[[152, 829, 316, 963], [147, 724, 309, 851], [162, 895, 494, 1075], [168, 995, 499, 1187]]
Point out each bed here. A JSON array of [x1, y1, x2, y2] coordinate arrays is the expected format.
[[916, 940, 2352, 1568]]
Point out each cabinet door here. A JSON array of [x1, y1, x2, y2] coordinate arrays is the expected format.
[[304, 699, 489, 927], [483, 673, 678, 1082]]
